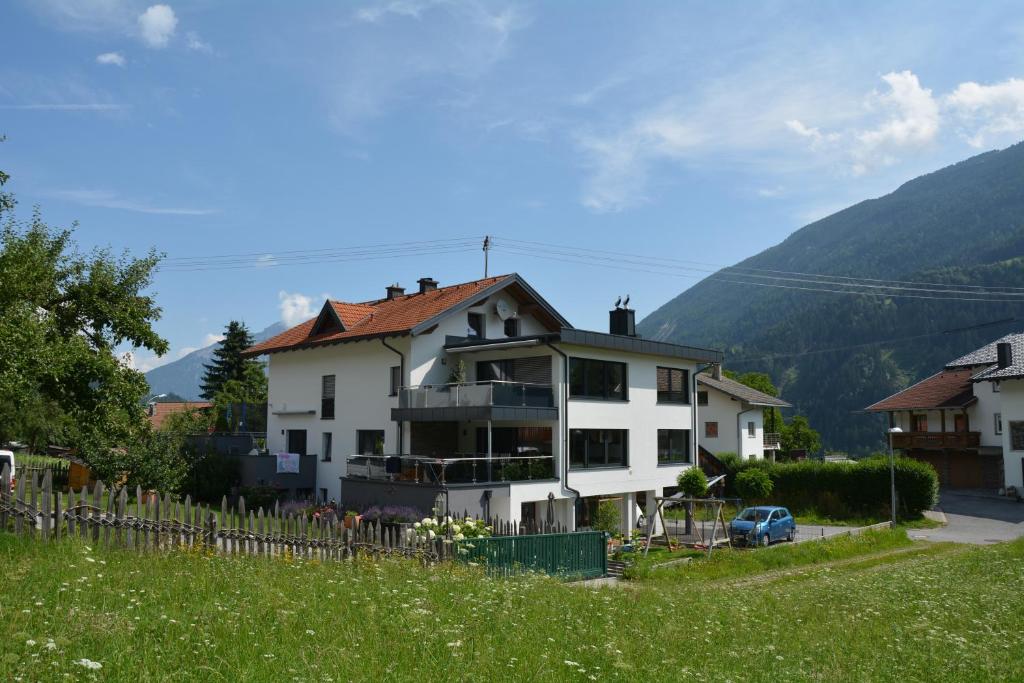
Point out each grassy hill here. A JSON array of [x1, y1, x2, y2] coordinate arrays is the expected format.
[[3, 531, 1022, 681], [639, 142, 1024, 454]]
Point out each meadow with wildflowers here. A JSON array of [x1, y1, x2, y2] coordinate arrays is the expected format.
[[2, 531, 1023, 682]]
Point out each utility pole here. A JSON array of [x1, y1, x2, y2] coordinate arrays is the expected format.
[[482, 235, 491, 277]]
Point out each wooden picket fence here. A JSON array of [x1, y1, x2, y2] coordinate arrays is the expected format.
[[0, 465, 451, 563]]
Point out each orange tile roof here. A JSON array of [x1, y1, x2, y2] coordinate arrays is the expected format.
[[244, 275, 515, 356], [864, 369, 976, 412], [147, 401, 212, 429]]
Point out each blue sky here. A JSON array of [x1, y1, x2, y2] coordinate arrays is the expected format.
[[3, 1, 1024, 371]]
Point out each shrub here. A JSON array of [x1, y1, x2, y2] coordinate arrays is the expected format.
[[736, 468, 773, 502], [677, 467, 708, 498], [593, 500, 621, 535]]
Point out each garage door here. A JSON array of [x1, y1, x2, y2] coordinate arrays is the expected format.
[[909, 451, 1002, 489]]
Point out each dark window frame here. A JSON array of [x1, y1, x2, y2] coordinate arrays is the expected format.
[[467, 312, 485, 338], [657, 428, 691, 464], [569, 357, 628, 401], [696, 391, 709, 406], [569, 428, 628, 469], [321, 432, 332, 462], [357, 429, 386, 456], [503, 317, 520, 337], [1010, 421, 1024, 451], [747, 421, 756, 438], [321, 374, 335, 420], [656, 367, 690, 404], [389, 365, 401, 397]]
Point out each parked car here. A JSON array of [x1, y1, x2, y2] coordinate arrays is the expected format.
[[729, 506, 796, 547], [0, 449, 15, 489]]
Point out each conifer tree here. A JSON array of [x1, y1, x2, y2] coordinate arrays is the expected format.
[[200, 321, 259, 400]]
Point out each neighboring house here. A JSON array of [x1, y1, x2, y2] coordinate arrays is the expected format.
[[865, 333, 1021, 490], [146, 401, 212, 429], [971, 336, 1024, 494], [695, 367, 791, 461], [243, 273, 723, 531]]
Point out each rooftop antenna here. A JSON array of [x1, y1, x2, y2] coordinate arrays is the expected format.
[[483, 235, 491, 278]]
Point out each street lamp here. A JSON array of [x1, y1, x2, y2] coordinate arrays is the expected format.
[[888, 427, 903, 528]]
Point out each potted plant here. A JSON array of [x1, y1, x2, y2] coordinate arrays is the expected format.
[[343, 510, 360, 529]]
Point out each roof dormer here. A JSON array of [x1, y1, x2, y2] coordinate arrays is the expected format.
[[309, 300, 345, 337]]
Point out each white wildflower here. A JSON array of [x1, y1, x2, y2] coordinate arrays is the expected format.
[[75, 659, 102, 670]]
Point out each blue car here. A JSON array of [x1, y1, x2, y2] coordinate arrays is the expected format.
[[729, 506, 796, 547]]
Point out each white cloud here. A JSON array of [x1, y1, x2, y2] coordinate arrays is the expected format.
[[757, 186, 785, 198], [50, 189, 215, 215], [279, 291, 318, 327], [123, 350, 167, 373], [946, 77, 1024, 147], [852, 70, 939, 173], [202, 333, 226, 346], [354, 0, 445, 23], [185, 30, 212, 53], [138, 4, 177, 48], [176, 346, 198, 358], [96, 51, 126, 67]]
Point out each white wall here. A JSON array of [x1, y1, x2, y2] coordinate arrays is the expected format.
[[560, 344, 696, 502], [999, 380, 1024, 490], [697, 385, 764, 459], [266, 337, 410, 502], [973, 380, 1004, 448]]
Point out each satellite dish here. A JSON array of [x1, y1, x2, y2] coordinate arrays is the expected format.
[[495, 299, 517, 321]]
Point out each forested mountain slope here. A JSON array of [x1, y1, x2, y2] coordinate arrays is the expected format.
[[639, 142, 1024, 454]]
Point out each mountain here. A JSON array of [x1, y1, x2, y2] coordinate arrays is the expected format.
[[144, 322, 285, 400], [639, 142, 1024, 455]]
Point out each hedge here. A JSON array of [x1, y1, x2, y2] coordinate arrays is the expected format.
[[714, 454, 939, 518]]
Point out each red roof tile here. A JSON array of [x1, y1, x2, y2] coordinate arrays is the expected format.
[[244, 275, 516, 356], [147, 402, 212, 429], [864, 369, 976, 412]]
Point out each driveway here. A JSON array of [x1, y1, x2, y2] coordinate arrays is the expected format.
[[909, 490, 1024, 544]]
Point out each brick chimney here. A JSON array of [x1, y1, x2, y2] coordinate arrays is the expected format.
[[385, 283, 405, 300], [417, 277, 439, 294]]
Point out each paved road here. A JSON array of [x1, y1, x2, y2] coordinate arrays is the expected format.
[[909, 490, 1024, 544]]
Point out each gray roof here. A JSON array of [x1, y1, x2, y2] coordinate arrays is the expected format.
[[946, 333, 1024, 368], [558, 328, 723, 364], [698, 373, 792, 407], [973, 334, 1024, 381]]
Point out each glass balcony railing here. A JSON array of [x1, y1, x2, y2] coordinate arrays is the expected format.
[[344, 454, 556, 484], [398, 381, 555, 410]]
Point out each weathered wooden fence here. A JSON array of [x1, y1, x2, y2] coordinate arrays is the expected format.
[[0, 466, 607, 578]]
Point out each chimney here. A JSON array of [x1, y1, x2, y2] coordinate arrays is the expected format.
[[417, 277, 439, 294], [609, 307, 636, 337], [997, 341, 1013, 369], [385, 283, 405, 300], [712, 364, 722, 380]]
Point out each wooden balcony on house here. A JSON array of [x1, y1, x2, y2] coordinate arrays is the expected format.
[[890, 431, 981, 450]]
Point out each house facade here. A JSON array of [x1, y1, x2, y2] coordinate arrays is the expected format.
[[244, 274, 723, 531], [695, 368, 791, 461], [865, 333, 1022, 491]]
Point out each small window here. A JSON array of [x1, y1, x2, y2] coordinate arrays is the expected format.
[[696, 391, 709, 406], [657, 367, 689, 404], [993, 382, 1000, 393], [657, 429, 690, 464], [321, 432, 332, 462], [912, 414, 928, 432], [995, 413, 1003, 435], [747, 421, 756, 438], [357, 430, 385, 455], [321, 375, 335, 420], [467, 312, 485, 338], [389, 365, 401, 396], [287, 429, 307, 456], [320, 488, 328, 503], [1011, 421, 1024, 451], [705, 421, 719, 438], [503, 317, 520, 337]]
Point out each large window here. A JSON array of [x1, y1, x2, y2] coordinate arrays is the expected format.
[[321, 375, 335, 420], [1011, 421, 1024, 451], [287, 430, 307, 456], [569, 358, 627, 401], [357, 430, 385, 455], [657, 429, 690, 464], [570, 429, 628, 469], [657, 367, 689, 404]]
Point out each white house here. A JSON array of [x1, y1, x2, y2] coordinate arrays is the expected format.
[[866, 333, 1022, 491], [695, 368, 791, 461], [244, 273, 723, 532]]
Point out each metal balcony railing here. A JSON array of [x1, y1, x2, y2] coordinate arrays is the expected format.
[[344, 453, 556, 485], [763, 433, 782, 450], [398, 381, 555, 410]]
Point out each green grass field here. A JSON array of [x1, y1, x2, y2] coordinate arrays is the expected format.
[[3, 531, 1023, 682]]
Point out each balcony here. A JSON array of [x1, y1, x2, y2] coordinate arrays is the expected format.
[[344, 453, 556, 485], [763, 433, 782, 451], [890, 431, 981, 450], [392, 381, 558, 422]]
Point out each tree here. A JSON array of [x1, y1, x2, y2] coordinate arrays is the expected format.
[[0, 165, 167, 472], [212, 361, 268, 432], [200, 321, 261, 400], [593, 499, 621, 536], [725, 369, 783, 433], [781, 415, 822, 455], [677, 467, 708, 497], [735, 468, 773, 502]]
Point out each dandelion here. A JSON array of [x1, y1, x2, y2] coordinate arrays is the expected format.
[[75, 659, 102, 670]]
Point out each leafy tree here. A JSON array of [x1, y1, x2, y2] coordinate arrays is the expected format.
[[677, 467, 708, 498], [781, 415, 822, 455], [593, 499, 621, 536], [724, 369, 784, 433], [200, 321, 260, 400], [735, 468, 773, 502], [212, 361, 268, 432], [0, 164, 167, 477]]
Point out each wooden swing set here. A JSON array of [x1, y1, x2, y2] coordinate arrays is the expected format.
[[643, 492, 732, 557]]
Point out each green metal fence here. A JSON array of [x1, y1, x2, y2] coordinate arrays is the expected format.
[[456, 531, 607, 579]]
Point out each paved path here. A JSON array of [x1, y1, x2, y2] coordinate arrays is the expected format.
[[909, 490, 1024, 544]]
